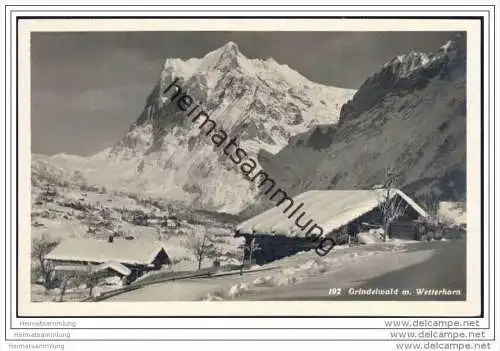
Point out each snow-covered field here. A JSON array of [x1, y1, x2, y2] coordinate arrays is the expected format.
[[106, 241, 421, 301], [103, 237, 466, 302], [202, 243, 408, 301], [30, 181, 247, 301]]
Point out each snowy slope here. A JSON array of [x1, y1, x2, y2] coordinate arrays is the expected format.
[[37, 42, 356, 213], [243, 34, 466, 217], [31, 154, 89, 188]]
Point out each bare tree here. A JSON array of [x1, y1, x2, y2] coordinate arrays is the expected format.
[[237, 242, 246, 275], [84, 266, 99, 298], [377, 167, 408, 242], [246, 231, 257, 267], [424, 192, 441, 226], [86, 209, 93, 233], [185, 227, 217, 271], [31, 234, 60, 287], [237, 231, 262, 271], [58, 273, 74, 302], [57, 266, 98, 302]]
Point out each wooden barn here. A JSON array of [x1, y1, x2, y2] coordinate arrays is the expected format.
[[44, 237, 171, 284], [235, 189, 429, 265]]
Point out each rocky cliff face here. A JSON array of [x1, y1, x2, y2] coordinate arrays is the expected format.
[[38, 42, 355, 213], [339, 34, 465, 126], [243, 34, 466, 218]]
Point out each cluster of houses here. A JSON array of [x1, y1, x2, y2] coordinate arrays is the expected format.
[[120, 209, 179, 229], [44, 237, 172, 286], [35, 185, 58, 205], [42, 188, 443, 287]]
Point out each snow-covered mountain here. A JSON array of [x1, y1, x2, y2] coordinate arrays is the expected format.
[[34, 42, 355, 213], [31, 154, 85, 188], [244, 34, 466, 217]]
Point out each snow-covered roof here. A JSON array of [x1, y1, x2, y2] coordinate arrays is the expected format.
[[93, 261, 131, 276], [236, 189, 429, 237], [44, 238, 168, 266], [52, 261, 131, 276]]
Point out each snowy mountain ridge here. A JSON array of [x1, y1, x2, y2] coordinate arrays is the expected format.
[[381, 37, 461, 77], [34, 42, 356, 213], [241, 34, 466, 218]]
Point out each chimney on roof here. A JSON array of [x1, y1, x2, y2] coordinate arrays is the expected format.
[[108, 235, 114, 243]]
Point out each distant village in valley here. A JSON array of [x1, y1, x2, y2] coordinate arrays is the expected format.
[[31, 173, 466, 302]]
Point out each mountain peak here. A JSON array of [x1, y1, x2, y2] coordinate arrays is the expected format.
[[198, 41, 245, 73], [219, 41, 239, 55], [382, 50, 431, 78], [339, 35, 465, 126]]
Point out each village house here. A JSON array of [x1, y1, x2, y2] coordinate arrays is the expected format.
[[44, 237, 171, 284], [163, 216, 179, 230], [36, 185, 58, 204], [131, 210, 149, 226], [235, 189, 430, 264]]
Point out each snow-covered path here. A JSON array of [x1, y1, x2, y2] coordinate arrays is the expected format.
[[103, 240, 467, 302]]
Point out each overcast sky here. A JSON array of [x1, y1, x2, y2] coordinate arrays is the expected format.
[[31, 31, 459, 156]]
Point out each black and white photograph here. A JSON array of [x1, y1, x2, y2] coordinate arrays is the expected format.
[[4, 5, 497, 350], [27, 28, 471, 305]]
